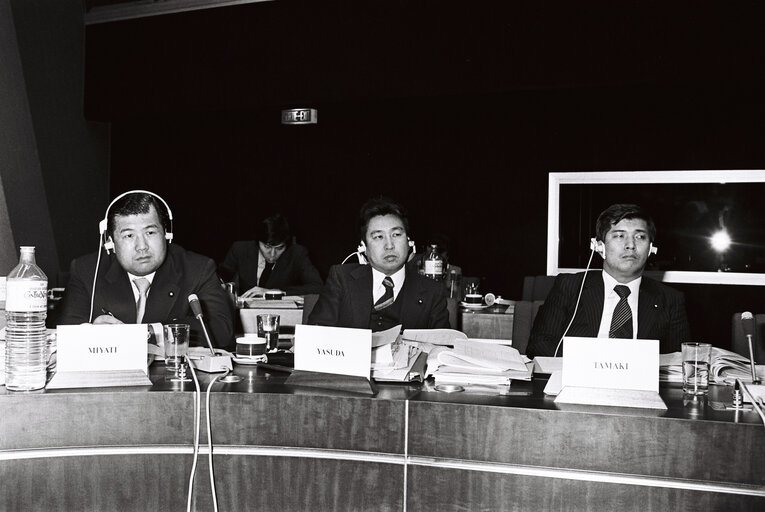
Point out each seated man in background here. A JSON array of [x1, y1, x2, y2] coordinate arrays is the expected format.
[[218, 214, 323, 297], [308, 197, 449, 331], [59, 191, 234, 350], [526, 203, 690, 358]]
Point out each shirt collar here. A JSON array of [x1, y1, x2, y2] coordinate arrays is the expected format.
[[372, 265, 406, 290], [602, 270, 641, 297], [128, 271, 155, 286]]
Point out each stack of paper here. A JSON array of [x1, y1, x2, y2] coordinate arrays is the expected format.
[[427, 342, 532, 385], [659, 348, 765, 384], [371, 325, 427, 382]]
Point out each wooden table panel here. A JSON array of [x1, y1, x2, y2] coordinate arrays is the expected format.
[[407, 465, 765, 512], [407, 401, 765, 485]]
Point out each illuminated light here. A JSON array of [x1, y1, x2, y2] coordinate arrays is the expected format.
[[710, 231, 731, 252]]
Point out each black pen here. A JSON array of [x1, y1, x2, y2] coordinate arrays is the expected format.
[[101, 308, 114, 317]]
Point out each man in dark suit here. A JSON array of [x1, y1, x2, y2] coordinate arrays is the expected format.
[[308, 197, 449, 331], [59, 191, 234, 350], [218, 214, 323, 297], [527, 204, 690, 357]]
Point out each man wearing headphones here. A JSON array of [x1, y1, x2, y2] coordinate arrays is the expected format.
[[59, 191, 234, 350], [308, 197, 449, 331], [526, 203, 690, 357]]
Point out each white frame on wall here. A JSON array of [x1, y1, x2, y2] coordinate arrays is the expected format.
[[548, 170, 765, 286]]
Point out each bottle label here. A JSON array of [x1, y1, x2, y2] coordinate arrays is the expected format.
[[5, 280, 48, 312], [424, 260, 444, 275]]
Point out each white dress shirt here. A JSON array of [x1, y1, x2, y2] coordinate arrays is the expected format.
[[127, 271, 156, 302], [596, 271, 640, 339], [372, 266, 406, 304]]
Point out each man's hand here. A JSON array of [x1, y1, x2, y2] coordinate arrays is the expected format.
[[93, 314, 124, 325], [241, 286, 269, 298]]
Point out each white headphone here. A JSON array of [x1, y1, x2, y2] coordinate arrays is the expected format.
[[590, 237, 657, 256], [100, 190, 174, 254]]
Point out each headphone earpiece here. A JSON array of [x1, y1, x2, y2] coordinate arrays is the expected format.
[[100, 189, 174, 253], [650, 243, 658, 255], [408, 238, 416, 254], [590, 238, 605, 257], [357, 241, 366, 254]]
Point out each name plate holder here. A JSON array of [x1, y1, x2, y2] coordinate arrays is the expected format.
[[47, 324, 152, 389], [286, 325, 377, 396], [554, 337, 667, 410]]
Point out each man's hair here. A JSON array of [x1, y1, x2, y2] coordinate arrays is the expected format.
[[358, 196, 409, 242], [595, 203, 656, 242], [107, 192, 171, 237], [256, 214, 292, 247]]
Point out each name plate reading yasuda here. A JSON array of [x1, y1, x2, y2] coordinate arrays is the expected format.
[[561, 337, 660, 393], [56, 324, 149, 373], [294, 324, 372, 378]]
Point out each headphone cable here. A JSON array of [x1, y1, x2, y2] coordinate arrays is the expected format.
[[552, 248, 596, 358], [185, 359, 202, 512], [87, 234, 106, 323]]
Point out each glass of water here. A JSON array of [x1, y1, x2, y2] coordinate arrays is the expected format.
[[681, 342, 712, 395]]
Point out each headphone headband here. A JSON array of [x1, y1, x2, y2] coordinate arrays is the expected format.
[[100, 190, 174, 253]]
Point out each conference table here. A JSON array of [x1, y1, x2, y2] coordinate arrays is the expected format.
[[1, 363, 764, 511]]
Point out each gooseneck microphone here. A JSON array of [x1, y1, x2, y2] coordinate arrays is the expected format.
[[741, 312, 760, 384], [188, 294, 216, 356]]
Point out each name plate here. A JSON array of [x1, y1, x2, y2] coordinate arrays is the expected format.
[[562, 337, 660, 393], [56, 324, 149, 373], [294, 324, 372, 378]]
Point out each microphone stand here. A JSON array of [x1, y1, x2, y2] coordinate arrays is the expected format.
[[747, 334, 761, 384]]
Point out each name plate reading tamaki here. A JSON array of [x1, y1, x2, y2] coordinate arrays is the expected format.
[[561, 337, 660, 393], [56, 324, 149, 373], [294, 324, 372, 378]]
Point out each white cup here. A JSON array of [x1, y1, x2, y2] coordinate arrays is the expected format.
[[236, 333, 267, 358]]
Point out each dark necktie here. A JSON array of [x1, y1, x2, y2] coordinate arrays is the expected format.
[[609, 285, 633, 339], [259, 262, 274, 287], [374, 276, 395, 311]]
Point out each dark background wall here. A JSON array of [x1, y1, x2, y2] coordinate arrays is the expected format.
[[6, 1, 758, 346]]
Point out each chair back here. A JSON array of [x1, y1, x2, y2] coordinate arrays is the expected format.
[[521, 275, 556, 301], [731, 312, 765, 358], [511, 300, 544, 355], [301, 294, 320, 324]]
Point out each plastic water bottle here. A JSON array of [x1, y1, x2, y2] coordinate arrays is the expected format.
[[5, 246, 48, 391], [422, 244, 444, 281]]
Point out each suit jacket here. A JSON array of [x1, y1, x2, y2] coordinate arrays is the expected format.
[[308, 264, 450, 331], [59, 244, 235, 350], [526, 271, 690, 357], [218, 241, 323, 295]]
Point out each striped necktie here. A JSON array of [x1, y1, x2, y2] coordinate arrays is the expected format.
[[609, 285, 633, 339], [134, 277, 151, 324], [374, 276, 395, 311]]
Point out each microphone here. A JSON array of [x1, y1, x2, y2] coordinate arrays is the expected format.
[[741, 312, 760, 384], [188, 294, 215, 356], [186, 294, 233, 375]]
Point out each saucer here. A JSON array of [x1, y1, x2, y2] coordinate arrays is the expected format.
[[460, 302, 488, 309], [232, 354, 267, 365]]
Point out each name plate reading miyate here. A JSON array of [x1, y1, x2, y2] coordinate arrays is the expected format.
[[56, 324, 149, 373], [562, 337, 660, 393], [294, 324, 372, 378]]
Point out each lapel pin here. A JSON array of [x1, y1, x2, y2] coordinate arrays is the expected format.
[[169, 291, 174, 297], [418, 299, 423, 304]]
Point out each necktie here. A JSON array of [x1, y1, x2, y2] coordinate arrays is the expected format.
[[259, 263, 274, 287], [609, 285, 633, 339], [374, 276, 395, 311], [134, 277, 150, 324]]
